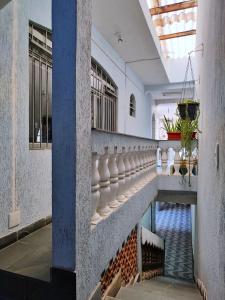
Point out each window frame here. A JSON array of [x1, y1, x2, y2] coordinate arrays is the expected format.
[[29, 21, 52, 150], [129, 94, 136, 118], [91, 58, 118, 132]]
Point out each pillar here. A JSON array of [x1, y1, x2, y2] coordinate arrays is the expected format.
[[52, 1, 92, 300]]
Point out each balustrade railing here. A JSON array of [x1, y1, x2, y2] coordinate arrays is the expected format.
[[91, 130, 158, 225], [91, 132, 198, 225], [157, 140, 198, 177]]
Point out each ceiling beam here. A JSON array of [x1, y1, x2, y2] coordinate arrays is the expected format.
[[159, 29, 196, 40], [150, 1, 198, 16]]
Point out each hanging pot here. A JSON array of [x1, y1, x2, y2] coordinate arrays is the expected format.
[[178, 103, 187, 120], [187, 103, 199, 120], [178, 103, 199, 120], [179, 161, 188, 176]]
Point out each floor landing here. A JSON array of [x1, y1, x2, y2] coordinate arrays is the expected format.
[[0, 224, 51, 282]]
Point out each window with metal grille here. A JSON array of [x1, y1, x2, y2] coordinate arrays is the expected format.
[[29, 21, 52, 149], [91, 58, 117, 132], [29, 22, 118, 148], [129, 94, 136, 117]]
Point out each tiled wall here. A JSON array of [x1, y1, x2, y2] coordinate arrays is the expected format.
[[100, 228, 138, 295]]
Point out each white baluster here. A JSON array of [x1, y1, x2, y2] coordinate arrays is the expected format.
[[192, 147, 198, 176], [174, 148, 181, 176], [133, 151, 141, 190], [146, 150, 152, 181], [142, 150, 149, 184], [117, 150, 127, 202], [129, 151, 137, 193], [151, 149, 157, 178], [124, 149, 132, 197], [91, 153, 101, 225], [161, 148, 168, 175], [98, 150, 112, 216], [108, 150, 120, 208], [134, 150, 141, 175], [139, 150, 146, 186]]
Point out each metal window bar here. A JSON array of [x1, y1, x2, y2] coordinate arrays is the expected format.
[[30, 21, 117, 150], [130, 95, 136, 117], [91, 59, 117, 132], [29, 21, 52, 149]]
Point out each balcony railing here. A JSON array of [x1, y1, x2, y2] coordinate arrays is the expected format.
[[91, 131, 198, 225], [157, 140, 198, 177]]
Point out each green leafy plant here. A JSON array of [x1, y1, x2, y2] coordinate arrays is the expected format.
[[180, 118, 200, 155], [162, 116, 181, 133], [179, 116, 201, 186], [182, 98, 199, 104]]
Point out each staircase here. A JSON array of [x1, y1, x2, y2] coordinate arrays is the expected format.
[[107, 276, 202, 300]]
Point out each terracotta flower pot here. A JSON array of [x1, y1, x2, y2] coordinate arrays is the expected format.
[[167, 132, 181, 140], [167, 132, 197, 141]]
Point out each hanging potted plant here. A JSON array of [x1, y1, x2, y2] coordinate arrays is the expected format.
[[180, 118, 200, 186], [178, 99, 200, 121], [178, 54, 200, 121], [179, 159, 188, 176]]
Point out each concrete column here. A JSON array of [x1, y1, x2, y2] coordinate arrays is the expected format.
[[197, 0, 225, 299], [52, 2, 91, 297]]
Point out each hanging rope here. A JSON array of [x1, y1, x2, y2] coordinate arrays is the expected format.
[[180, 54, 196, 103]]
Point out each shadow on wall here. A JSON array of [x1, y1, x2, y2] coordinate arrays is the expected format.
[[0, 0, 11, 9]]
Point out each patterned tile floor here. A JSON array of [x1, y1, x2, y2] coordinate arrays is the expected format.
[[156, 202, 194, 281]]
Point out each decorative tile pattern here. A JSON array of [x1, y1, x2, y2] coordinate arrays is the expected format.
[[100, 228, 137, 295], [156, 202, 194, 281]]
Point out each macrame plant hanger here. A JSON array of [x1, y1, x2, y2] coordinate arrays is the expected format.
[[180, 54, 197, 104], [179, 53, 197, 187]]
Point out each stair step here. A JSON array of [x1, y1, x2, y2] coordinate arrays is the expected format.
[[134, 283, 202, 299], [132, 276, 202, 300], [116, 286, 175, 300], [151, 276, 195, 286]]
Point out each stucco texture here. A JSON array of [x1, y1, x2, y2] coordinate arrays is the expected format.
[[0, 0, 51, 237], [197, 0, 225, 299]]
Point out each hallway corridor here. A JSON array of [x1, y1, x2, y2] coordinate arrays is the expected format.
[[156, 203, 193, 281]]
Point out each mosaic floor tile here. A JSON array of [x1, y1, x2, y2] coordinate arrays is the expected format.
[[156, 203, 193, 281]]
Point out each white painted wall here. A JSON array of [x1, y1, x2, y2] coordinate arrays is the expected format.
[[153, 102, 178, 140], [196, 0, 225, 298], [29, 3, 152, 138], [0, 0, 52, 238], [141, 206, 152, 231], [0, 0, 152, 238], [92, 26, 152, 138]]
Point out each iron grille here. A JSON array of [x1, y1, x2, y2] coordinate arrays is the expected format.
[[91, 59, 117, 132], [29, 21, 52, 149]]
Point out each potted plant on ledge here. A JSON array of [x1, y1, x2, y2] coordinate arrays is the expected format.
[[162, 116, 181, 140], [162, 116, 197, 141]]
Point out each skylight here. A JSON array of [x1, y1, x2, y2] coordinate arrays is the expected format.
[[147, 0, 197, 59]]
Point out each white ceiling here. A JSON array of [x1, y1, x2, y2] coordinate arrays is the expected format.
[[145, 82, 195, 101], [92, 0, 169, 85]]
